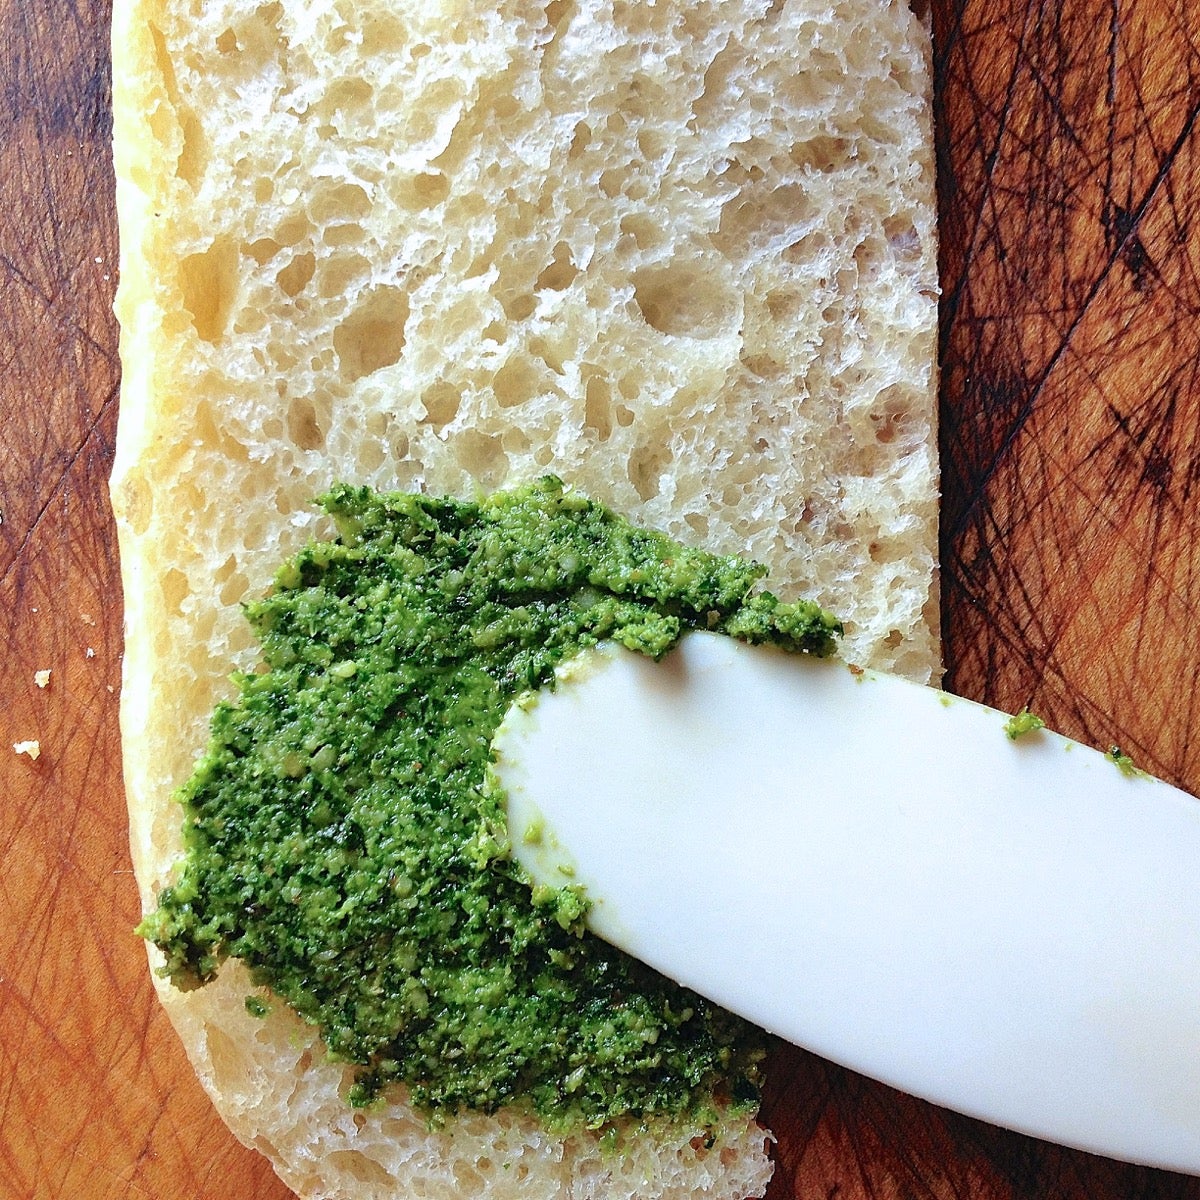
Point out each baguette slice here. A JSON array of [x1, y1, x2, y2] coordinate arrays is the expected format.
[[110, 1, 940, 1197]]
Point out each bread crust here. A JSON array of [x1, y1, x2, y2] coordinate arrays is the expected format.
[[111, 1, 939, 1196]]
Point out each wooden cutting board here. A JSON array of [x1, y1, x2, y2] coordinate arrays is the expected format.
[[4, 0, 1200, 1196]]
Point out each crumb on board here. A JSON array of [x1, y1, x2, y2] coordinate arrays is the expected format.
[[85, 647, 96, 659], [13, 740, 41, 760], [34, 669, 51, 688]]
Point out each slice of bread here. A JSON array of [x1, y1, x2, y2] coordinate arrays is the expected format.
[[110, 1, 939, 1197]]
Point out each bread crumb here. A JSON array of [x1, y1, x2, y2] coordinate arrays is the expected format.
[[13, 740, 41, 760], [34, 669, 51, 688], [80, 612, 97, 627], [86, 647, 96, 659]]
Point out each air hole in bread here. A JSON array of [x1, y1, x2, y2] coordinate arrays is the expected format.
[[530, 336, 567, 375], [325, 1149, 396, 1188], [147, 23, 208, 190], [311, 181, 371, 225], [629, 441, 672, 502], [276, 251, 315, 298], [637, 128, 668, 162], [765, 289, 803, 323], [333, 285, 409, 383], [180, 236, 238, 343], [741, 353, 784, 379], [421, 382, 460, 429], [452, 1160, 487, 1192], [717, 184, 813, 255], [569, 121, 592, 160], [359, 11, 408, 56], [491, 92, 521, 122], [501, 293, 536, 322], [394, 171, 451, 211], [584, 374, 613, 441], [455, 429, 508, 490], [784, 231, 829, 267], [205, 1024, 246, 1093], [251, 1134, 279, 1160], [792, 135, 850, 173], [536, 242, 578, 291], [620, 214, 661, 252], [884, 215, 921, 259], [287, 397, 325, 452], [408, 77, 466, 146], [390, 433, 411, 466], [323, 222, 366, 248], [162, 568, 190, 617], [175, 108, 209, 190], [502, 426, 531, 456], [219, 571, 250, 606], [359, 437, 387, 472], [319, 79, 374, 122], [493, 357, 541, 408], [545, 0, 571, 33], [870, 384, 915, 445], [632, 262, 740, 339], [246, 237, 281, 265], [598, 168, 624, 199], [274, 212, 313, 247], [253, 2, 284, 40], [318, 252, 370, 299]]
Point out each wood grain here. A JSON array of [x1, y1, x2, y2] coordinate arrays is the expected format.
[[939, 0, 1200, 789], [3, 0, 1200, 1196]]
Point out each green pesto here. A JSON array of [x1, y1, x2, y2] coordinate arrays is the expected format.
[[1106, 744, 1150, 779], [140, 477, 842, 1130], [1003, 708, 1046, 740], [244, 995, 270, 1019]]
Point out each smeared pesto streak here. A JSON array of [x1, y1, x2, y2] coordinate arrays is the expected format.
[[1003, 708, 1046, 740], [1106, 745, 1150, 779], [141, 478, 842, 1130]]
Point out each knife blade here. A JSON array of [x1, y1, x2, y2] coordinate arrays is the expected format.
[[492, 632, 1200, 1174]]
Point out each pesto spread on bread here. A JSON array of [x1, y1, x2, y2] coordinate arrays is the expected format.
[[139, 477, 841, 1129]]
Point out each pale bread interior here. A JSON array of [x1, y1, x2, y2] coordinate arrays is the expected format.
[[110, 0, 939, 1196]]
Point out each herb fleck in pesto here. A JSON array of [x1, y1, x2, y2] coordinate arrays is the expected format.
[[139, 478, 842, 1130], [244, 995, 270, 1019], [1004, 708, 1046, 740]]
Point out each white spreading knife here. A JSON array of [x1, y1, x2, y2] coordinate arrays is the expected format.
[[492, 632, 1200, 1175]]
